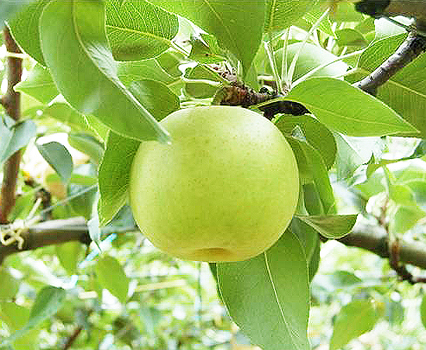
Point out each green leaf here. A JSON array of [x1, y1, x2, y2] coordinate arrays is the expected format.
[[296, 214, 358, 239], [265, 0, 314, 33], [350, 33, 426, 137], [117, 58, 178, 86], [184, 65, 222, 99], [273, 43, 348, 82], [276, 115, 336, 169], [8, 0, 48, 65], [218, 231, 310, 350], [56, 242, 85, 276], [287, 135, 336, 214], [0, 302, 30, 332], [330, 299, 379, 350], [335, 28, 368, 47], [39, 0, 169, 142], [128, 80, 180, 122], [105, 0, 178, 61], [0, 267, 20, 301], [0, 117, 37, 166], [46, 172, 97, 187], [149, 0, 265, 74], [95, 255, 129, 303], [330, 1, 363, 22], [421, 294, 426, 329], [290, 217, 320, 262], [15, 64, 58, 104], [286, 77, 418, 136], [98, 131, 140, 226], [0, 286, 66, 346], [334, 134, 384, 180], [188, 33, 226, 64], [42, 98, 91, 133], [36, 141, 73, 184], [68, 132, 104, 165], [304, 7, 335, 37], [98, 79, 178, 225], [389, 205, 426, 234], [0, 302, 40, 350]]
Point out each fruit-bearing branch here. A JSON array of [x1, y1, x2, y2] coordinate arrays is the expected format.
[[2, 219, 426, 277]]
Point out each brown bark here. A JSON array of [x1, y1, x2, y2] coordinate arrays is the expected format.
[[0, 26, 23, 223]]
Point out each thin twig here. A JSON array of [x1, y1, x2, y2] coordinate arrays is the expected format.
[[62, 326, 83, 350]]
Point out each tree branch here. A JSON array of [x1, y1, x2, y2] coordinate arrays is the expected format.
[[353, 32, 426, 95], [337, 222, 426, 270], [0, 25, 23, 224], [0, 217, 91, 264], [2, 218, 426, 278]]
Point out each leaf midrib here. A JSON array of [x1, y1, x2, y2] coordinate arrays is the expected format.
[[105, 24, 172, 47], [264, 251, 301, 348]]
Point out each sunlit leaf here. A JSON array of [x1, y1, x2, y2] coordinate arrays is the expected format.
[[15, 64, 58, 104], [105, 0, 178, 60], [286, 77, 418, 137], [148, 0, 265, 74], [265, 0, 314, 32], [95, 255, 129, 303], [39, 0, 169, 142], [8, 0, 48, 65]]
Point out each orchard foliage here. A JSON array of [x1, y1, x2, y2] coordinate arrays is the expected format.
[[1, 0, 426, 349]]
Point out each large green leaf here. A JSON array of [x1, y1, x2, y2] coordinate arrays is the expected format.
[[8, 0, 49, 65], [105, 0, 179, 61], [330, 299, 379, 350], [264, 0, 314, 33], [39, 0, 169, 142], [148, 0, 265, 74], [98, 79, 179, 225], [218, 231, 310, 350], [286, 77, 418, 137]]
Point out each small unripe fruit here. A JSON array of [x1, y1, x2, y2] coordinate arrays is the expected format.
[[130, 106, 299, 262]]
